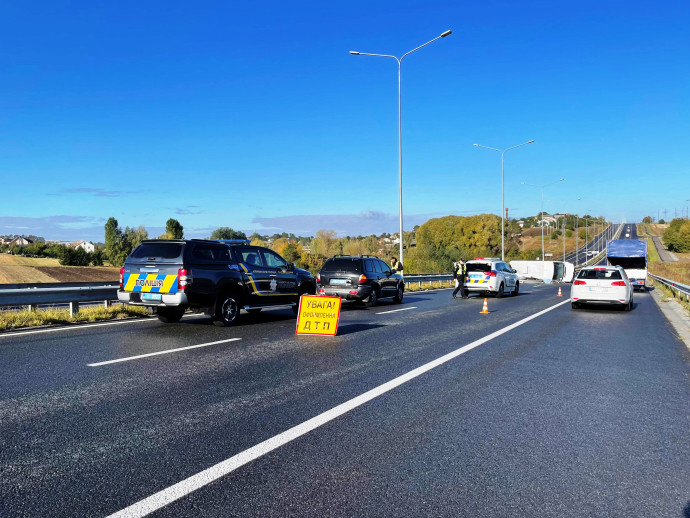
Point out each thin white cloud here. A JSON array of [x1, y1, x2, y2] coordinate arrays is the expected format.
[[61, 188, 125, 197]]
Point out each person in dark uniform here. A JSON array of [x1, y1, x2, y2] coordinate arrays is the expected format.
[[452, 259, 467, 299]]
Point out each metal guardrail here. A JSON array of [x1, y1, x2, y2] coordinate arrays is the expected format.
[[648, 273, 690, 301], [403, 274, 454, 289], [0, 282, 120, 315]]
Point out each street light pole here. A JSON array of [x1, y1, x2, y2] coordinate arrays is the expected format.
[[350, 30, 452, 272], [474, 140, 534, 260], [522, 178, 564, 261]]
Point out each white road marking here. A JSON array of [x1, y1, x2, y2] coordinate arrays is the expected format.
[[107, 298, 570, 518], [376, 307, 417, 315], [0, 317, 156, 339], [88, 338, 241, 367], [0, 314, 208, 340]]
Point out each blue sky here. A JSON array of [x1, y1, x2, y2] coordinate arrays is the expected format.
[[1, 0, 689, 241]]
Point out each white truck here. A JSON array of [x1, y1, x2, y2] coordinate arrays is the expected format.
[[606, 239, 647, 291]]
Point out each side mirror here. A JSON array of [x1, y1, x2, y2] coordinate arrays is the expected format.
[[286, 262, 295, 271], [511, 268, 517, 273]]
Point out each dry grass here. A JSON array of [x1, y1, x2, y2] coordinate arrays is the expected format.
[[0, 254, 118, 284], [0, 304, 151, 331], [649, 262, 690, 285], [519, 225, 607, 260]]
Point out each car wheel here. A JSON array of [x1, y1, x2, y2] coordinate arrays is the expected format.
[[496, 283, 504, 298], [366, 286, 379, 307], [156, 307, 185, 323], [213, 292, 241, 327], [392, 283, 404, 304], [571, 302, 579, 309], [512, 281, 519, 297], [625, 297, 633, 311]]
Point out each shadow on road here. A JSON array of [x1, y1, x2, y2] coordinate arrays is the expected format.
[[336, 323, 386, 336]]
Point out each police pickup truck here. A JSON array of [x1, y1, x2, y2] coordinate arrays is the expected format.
[[118, 239, 316, 326]]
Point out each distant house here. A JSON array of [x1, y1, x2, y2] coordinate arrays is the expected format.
[[71, 240, 95, 253], [10, 236, 33, 248]]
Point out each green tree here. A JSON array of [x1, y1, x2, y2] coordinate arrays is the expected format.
[[104, 217, 122, 264], [210, 227, 247, 240], [165, 218, 184, 239]]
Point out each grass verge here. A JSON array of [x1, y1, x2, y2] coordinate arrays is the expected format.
[[650, 279, 690, 314], [0, 304, 151, 331]]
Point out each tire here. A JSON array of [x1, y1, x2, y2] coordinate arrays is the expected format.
[[496, 283, 504, 298], [156, 307, 185, 323], [213, 292, 241, 327], [392, 283, 404, 304], [625, 297, 633, 311], [571, 302, 579, 309], [366, 286, 379, 307], [512, 281, 520, 297]]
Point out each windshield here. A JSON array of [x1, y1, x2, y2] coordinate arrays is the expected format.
[[130, 243, 184, 260], [321, 258, 362, 273], [578, 269, 622, 280]]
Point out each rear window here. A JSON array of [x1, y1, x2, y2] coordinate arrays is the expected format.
[[321, 258, 362, 273], [466, 262, 492, 273], [577, 269, 622, 280], [130, 243, 184, 260]]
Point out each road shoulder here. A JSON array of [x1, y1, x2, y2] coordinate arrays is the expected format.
[[649, 286, 690, 347]]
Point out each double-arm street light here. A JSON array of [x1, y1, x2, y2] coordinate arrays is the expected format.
[[473, 140, 534, 260], [350, 30, 452, 271], [521, 178, 565, 261]]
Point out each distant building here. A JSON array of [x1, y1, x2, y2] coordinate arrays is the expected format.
[[9, 236, 33, 248], [71, 240, 95, 253]]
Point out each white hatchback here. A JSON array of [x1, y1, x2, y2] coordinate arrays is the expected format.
[[571, 265, 633, 311]]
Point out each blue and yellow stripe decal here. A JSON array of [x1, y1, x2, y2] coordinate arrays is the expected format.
[[124, 273, 178, 293], [240, 264, 298, 297]]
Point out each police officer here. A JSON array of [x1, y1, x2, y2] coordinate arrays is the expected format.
[[452, 259, 468, 299], [390, 256, 403, 275]]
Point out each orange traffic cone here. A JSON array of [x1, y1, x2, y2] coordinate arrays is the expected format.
[[557, 286, 563, 297], [480, 298, 490, 314]]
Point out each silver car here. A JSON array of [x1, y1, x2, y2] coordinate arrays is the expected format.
[[571, 265, 633, 311], [464, 258, 520, 297]]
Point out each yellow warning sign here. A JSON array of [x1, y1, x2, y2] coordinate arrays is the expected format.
[[295, 295, 341, 336]]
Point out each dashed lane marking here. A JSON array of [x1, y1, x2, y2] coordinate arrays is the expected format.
[[88, 338, 241, 367], [376, 307, 417, 315], [107, 298, 570, 517]]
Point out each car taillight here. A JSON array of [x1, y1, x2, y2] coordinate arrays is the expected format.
[[486, 271, 497, 277], [358, 274, 368, 284], [317, 273, 321, 283], [574, 280, 586, 285], [119, 267, 124, 288], [611, 281, 626, 286], [178, 268, 192, 290]]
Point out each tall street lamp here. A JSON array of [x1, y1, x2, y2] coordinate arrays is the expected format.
[[350, 30, 452, 272], [474, 140, 534, 260], [522, 178, 565, 261]]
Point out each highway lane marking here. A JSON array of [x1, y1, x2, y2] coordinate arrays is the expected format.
[[107, 298, 570, 518], [0, 317, 157, 339], [0, 314, 209, 340], [376, 307, 417, 315], [87, 338, 241, 367]]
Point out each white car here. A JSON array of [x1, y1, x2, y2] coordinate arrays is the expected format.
[[464, 258, 520, 297], [571, 265, 633, 311]]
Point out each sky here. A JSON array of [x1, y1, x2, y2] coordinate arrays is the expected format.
[[1, 0, 689, 242]]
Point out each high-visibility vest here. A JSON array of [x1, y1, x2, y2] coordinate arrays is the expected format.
[[392, 260, 402, 273]]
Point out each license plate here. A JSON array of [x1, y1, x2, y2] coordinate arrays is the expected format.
[[142, 293, 163, 301], [330, 279, 347, 285], [589, 287, 608, 293]]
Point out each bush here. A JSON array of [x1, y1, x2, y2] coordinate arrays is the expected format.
[[663, 219, 690, 253]]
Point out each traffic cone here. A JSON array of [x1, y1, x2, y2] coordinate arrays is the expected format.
[[557, 286, 563, 297], [480, 298, 490, 314]]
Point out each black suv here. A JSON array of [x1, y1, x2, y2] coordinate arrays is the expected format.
[[317, 255, 404, 306], [118, 239, 316, 326]]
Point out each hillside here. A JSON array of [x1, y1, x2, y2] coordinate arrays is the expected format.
[[0, 254, 119, 284]]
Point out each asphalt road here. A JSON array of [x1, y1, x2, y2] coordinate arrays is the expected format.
[[1, 282, 689, 517]]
